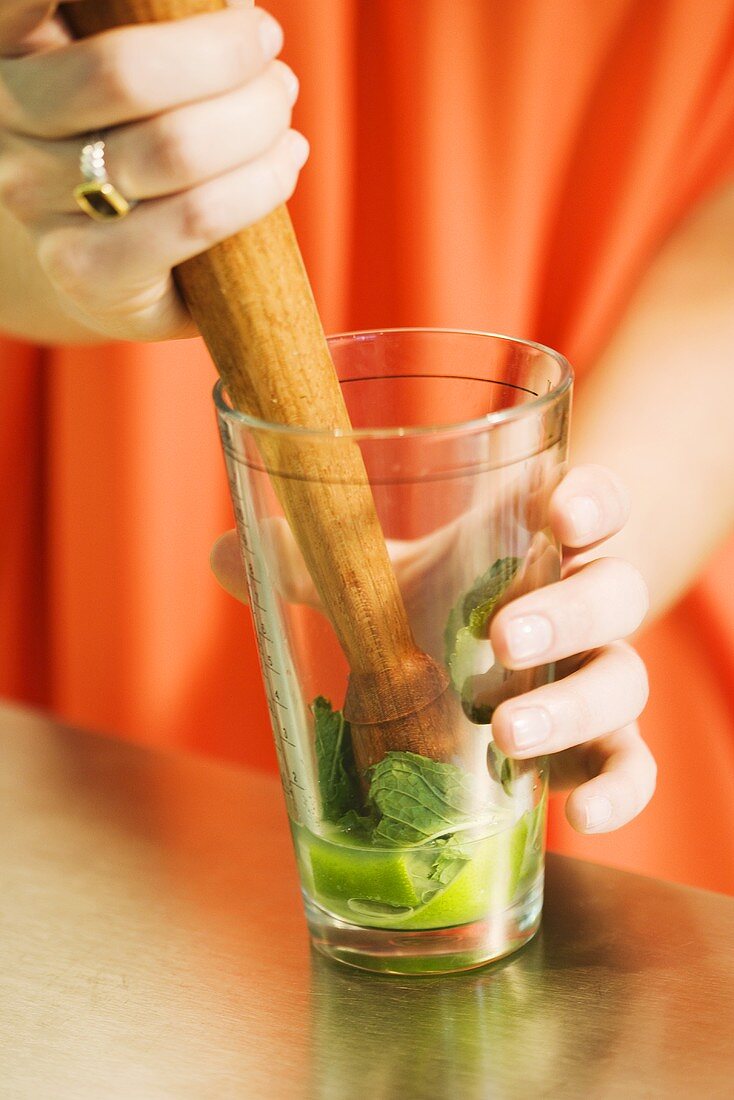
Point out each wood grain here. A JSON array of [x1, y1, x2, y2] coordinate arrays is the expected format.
[[65, 0, 460, 769]]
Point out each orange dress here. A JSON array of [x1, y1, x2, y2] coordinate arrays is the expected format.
[[2, 0, 734, 892]]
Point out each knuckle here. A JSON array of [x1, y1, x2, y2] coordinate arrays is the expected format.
[[615, 644, 650, 712], [150, 117, 202, 186], [567, 685, 594, 742], [37, 230, 96, 296], [268, 85, 294, 135], [589, 556, 649, 631], [612, 557, 650, 626], [178, 188, 224, 244], [273, 58, 297, 85], [587, 554, 619, 586], [631, 722, 657, 788], [554, 583, 597, 649], [83, 38, 139, 114], [235, 8, 278, 65], [630, 763, 655, 816], [267, 150, 298, 201], [268, 60, 298, 111], [637, 745, 658, 801], [644, 745, 658, 794]]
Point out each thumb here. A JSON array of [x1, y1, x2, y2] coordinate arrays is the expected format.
[[210, 531, 250, 605], [210, 522, 322, 609]]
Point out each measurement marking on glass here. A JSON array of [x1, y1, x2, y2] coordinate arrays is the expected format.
[[225, 461, 317, 826]]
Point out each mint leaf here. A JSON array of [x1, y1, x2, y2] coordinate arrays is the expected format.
[[312, 697, 361, 823], [428, 835, 471, 884], [468, 556, 521, 634], [447, 628, 494, 700], [487, 740, 515, 794], [465, 557, 520, 636], [337, 809, 376, 840], [367, 751, 476, 847], [445, 557, 521, 648], [444, 557, 521, 722]]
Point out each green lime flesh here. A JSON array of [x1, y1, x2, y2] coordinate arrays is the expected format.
[[299, 809, 539, 931]]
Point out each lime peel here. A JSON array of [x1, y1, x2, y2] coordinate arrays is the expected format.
[[303, 813, 531, 930]]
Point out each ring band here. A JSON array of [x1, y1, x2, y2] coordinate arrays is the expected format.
[[73, 134, 136, 221]]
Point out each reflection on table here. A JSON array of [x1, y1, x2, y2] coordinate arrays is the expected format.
[[2, 703, 732, 1098]]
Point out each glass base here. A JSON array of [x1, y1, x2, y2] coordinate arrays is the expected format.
[[304, 875, 544, 976]]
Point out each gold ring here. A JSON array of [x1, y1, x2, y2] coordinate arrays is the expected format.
[[73, 134, 136, 221]]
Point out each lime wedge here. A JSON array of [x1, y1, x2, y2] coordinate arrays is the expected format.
[[308, 835, 421, 910], [397, 817, 529, 930], [301, 812, 533, 930]]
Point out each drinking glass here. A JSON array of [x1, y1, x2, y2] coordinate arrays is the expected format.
[[215, 329, 572, 974]]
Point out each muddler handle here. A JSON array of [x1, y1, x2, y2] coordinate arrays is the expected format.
[[65, 0, 460, 771]]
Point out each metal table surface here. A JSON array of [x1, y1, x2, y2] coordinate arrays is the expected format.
[[1, 701, 733, 1098]]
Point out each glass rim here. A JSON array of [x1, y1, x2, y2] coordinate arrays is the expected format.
[[213, 327, 573, 441]]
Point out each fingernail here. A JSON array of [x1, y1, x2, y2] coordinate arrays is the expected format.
[[510, 707, 552, 751], [505, 614, 553, 661], [585, 795, 613, 830], [567, 495, 602, 540], [285, 130, 310, 169], [257, 11, 284, 59]]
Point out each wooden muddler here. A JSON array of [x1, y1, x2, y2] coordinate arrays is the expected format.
[[66, 0, 462, 774]]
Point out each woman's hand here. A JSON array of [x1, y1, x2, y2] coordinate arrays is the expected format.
[[0, 1, 307, 341], [488, 465, 654, 834], [211, 464, 656, 834]]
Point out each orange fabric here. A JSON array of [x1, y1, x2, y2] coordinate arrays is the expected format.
[[2, 0, 734, 891]]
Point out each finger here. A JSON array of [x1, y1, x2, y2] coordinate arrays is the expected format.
[[0, 61, 298, 219], [490, 555, 649, 669], [0, 7, 282, 137], [112, 60, 297, 200], [491, 641, 649, 759], [210, 532, 249, 604], [212, 522, 325, 609], [0, 2, 75, 56], [562, 723, 658, 833], [549, 463, 630, 550], [35, 128, 309, 335]]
